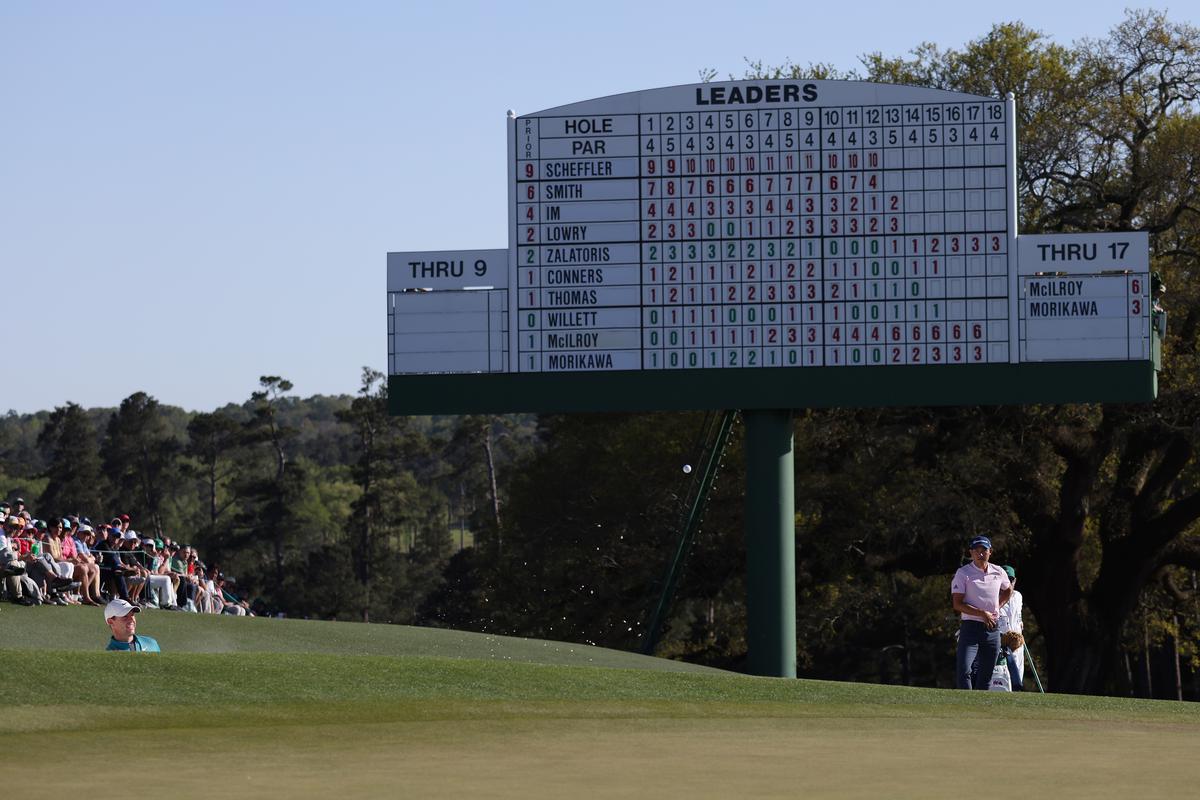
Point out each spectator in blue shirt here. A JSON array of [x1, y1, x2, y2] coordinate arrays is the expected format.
[[104, 598, 161, 652], [99, 529, 135, 601]]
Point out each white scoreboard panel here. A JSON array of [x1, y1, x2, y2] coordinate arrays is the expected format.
[[511, 81, 1018, 373], [387, 249, 509, 374], [1017, 232, 1151, 362]]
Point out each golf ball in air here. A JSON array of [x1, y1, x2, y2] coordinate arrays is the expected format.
[[682, 464, 692, 474]]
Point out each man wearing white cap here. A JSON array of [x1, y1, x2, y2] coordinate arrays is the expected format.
[[104, 598, 161, 652]]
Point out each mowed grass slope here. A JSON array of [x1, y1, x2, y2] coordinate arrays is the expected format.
[[4, 606, 1200, 798], [2, 604, 723, 671]]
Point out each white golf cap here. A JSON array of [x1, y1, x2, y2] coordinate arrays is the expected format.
[[104, 598, 141, 619]]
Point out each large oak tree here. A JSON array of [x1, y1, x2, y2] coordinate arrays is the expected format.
[[767, 10, 1200, 693]]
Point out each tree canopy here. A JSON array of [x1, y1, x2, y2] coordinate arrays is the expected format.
[[736, 9, 1200, 694]]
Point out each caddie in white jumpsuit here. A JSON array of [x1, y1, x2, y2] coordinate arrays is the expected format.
[[997, 564, 1024, 691]]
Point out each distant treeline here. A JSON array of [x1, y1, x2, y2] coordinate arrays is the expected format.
[[0, 372, 540, 627]]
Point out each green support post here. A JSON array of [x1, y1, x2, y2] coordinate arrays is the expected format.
[[744, 409, 796, 678]]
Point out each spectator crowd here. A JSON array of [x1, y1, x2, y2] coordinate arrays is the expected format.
[[1, 496, 253, 616]]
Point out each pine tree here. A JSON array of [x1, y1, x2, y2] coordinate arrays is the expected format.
[[337, 367, 430, 622], [100, 392, 183, 536], [185, 409, 244, 552], [37, 402, 104, 516]]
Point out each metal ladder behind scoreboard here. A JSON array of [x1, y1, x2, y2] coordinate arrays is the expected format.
[[641, 409, 739, 656]]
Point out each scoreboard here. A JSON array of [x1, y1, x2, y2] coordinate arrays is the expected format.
[[514, 82, 1014, 373], [387, 81, 1159, 414]]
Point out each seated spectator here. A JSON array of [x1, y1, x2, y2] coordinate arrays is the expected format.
[[166, 544, 197, 610], [138, 538, 179, 610], [1, 517, 32, 604], [156, 540, 180, 597], [8, 520, 31, 557], [60, 518, 101, 606], [97, 526, 133, 601], [43, 520, 76, 577], [1, 516, 17, 549], [185, 547, 212, 612], [43, 519, 83, 604], [216, 573, 250, 616], [10, 524, 32, 558], [117, 532, 147, 603], [202, 565, 227, 613], [18, 524, 76, 604], [71, 524, 104, 606]]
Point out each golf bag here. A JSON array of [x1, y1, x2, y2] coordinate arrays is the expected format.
[[989, 650, 1012, 692]]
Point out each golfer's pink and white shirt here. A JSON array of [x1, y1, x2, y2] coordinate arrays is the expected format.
[[951, 562, 1011, 622]]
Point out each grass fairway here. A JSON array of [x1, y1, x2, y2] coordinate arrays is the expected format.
[[3, 607, 1200, 798]]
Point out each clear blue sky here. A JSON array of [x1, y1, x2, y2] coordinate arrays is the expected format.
[[1, 1, 1165, 414]]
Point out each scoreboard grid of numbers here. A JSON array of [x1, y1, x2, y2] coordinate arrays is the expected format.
[[512, 82, 1015, 374]]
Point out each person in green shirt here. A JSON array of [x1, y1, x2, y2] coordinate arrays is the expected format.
[[104, 598, 161, 652], [167, 543, 196, 610]]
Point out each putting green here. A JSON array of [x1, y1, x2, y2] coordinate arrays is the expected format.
[[9, 699, 1200, 798], [2, 608, 1198, 797]]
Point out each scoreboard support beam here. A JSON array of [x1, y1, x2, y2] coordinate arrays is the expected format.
[[744, 409, 797, 678]]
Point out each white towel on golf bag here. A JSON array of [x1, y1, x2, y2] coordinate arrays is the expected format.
[[989, 661, 1012, 692]]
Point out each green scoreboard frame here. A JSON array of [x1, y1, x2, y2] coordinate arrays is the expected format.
[[388, 80, 1159, 415]]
